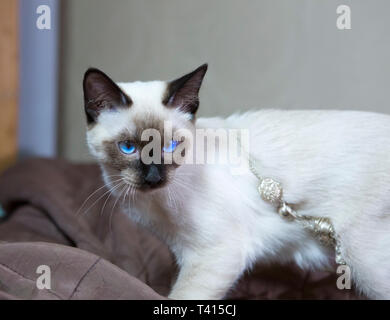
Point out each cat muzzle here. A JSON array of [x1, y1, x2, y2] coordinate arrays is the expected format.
[[144, 164, 163, 187]]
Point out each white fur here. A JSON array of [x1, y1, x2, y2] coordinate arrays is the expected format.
[[87, 80, 390, 300]]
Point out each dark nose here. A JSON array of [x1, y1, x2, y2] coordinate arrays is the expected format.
[[144, 164, 162, 187]]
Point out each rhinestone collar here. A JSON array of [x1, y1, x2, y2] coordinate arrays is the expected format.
[[247, 154, 346, 265]]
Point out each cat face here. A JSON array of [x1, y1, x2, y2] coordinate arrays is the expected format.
[[83, 65, 207, 191]]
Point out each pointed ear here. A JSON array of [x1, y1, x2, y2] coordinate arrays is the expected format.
[[83, 68, 131, 124], [163, 64, 208, 116]]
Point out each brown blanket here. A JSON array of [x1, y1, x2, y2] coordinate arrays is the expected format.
[[0, 159, 361, 299]]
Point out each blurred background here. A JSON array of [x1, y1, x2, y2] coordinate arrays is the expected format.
[[1, 0, 390, 169]]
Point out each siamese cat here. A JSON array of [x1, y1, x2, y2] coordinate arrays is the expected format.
[[83, 64, 390, 299]]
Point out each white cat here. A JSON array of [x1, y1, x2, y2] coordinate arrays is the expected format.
[[83, 64, 390, 299]]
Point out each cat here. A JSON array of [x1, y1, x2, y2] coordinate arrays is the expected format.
[[83, 64, 390, 299]]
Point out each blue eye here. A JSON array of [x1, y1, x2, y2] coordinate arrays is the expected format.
[[163, 140, 179, 153], [118, 141, 136, 154]]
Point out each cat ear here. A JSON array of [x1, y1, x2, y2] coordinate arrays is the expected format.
[[83, 68, 131, 124], [163, 64, 208, 116]]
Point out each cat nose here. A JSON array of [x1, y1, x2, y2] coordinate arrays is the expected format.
[[144, 164, 162, 186]]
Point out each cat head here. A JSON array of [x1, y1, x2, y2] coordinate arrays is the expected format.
[[83, 64, 207, 192]]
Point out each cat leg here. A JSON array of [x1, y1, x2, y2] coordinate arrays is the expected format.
[[168, 245, 247, 300], [340, 212, 390, 299]]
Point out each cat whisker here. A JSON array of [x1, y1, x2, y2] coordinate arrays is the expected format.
[[130, 185, 137, 212], [76, 178, 124, 217], [87, 181, 126, 217], [166, 186, 173, 209], [166, 185, 180, 212], [99, 182, 122, 218], [123, 184, 131, 211], [104, 174, 125, 178], [79, 180, 125, 217], [173, 185, 183, 209], [108, 183, 128, 234], [128, 184, 136, 212], [172, 178, 193, 191]]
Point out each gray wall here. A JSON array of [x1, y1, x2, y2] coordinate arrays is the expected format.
[[59, 0, 390, 162], [20, 0, 60, 158]]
